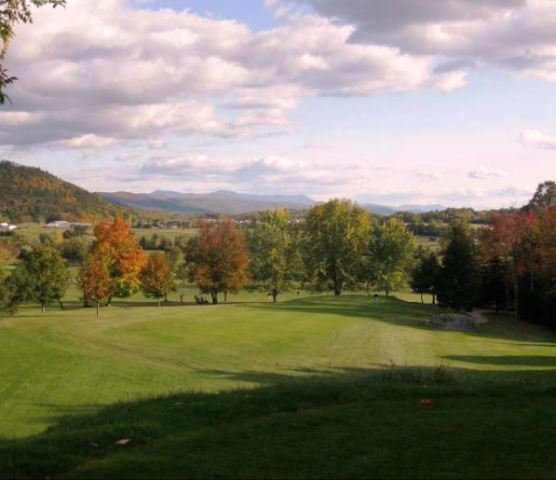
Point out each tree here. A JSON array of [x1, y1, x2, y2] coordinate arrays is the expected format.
[[187, 219, 249, 304], [366, 218, 416, 296], [410, 247, 441, 304], [0, 0, 65, 103], [247, 209, 302, 302], [89, 214, 146, 303], [7, 244, 69, 312], [436, 221, 480, 311], [305, 199, 370, 295], [480, 211, 538, 319], [140, 253, 174, 307], [528, 181, 556, 210], [80, 250, 111, 317]]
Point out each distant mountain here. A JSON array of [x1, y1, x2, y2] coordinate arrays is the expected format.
[[0, 161, 122, 223], [99, 190, 317, 215], [398, 204, 446, 213]]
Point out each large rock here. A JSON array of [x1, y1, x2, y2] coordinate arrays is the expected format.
[[427, 313, 478, 332]]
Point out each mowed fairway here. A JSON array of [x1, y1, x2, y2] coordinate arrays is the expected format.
[[3, 293, 556, 478]]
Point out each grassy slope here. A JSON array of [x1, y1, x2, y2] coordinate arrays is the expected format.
[[2, 293, 556, 478]]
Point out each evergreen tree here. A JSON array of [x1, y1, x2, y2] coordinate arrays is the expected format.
[[437, 221, 480, 311]]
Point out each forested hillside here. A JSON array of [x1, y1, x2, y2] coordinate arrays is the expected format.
[[0, 161, 122, 222]]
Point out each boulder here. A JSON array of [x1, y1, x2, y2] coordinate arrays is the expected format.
[[427, 313, 478, 332]]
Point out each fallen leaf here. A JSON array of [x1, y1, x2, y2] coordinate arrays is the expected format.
[[115, 438, 131, 446]]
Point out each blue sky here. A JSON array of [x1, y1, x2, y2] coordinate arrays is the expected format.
[[1, 0, 556, 208]]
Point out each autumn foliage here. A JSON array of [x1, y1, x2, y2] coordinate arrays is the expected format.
[[140, 252, 174, 307], [187, 219, 249, 304], [81, 214, 145, 312]]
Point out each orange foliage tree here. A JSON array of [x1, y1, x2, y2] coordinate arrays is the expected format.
[[140, 252, 174, 307], [80, 251, 111, 316], [81, 214, 145, 308], [187, 219, 249, 304]]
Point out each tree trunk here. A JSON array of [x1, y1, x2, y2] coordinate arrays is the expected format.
[[420, 292, 424, 303], [513, 261, 519, 322], [272, 289, 278, 303], [96, 300, 100, 317], [41, 302, 45, 313], [432, 292, 436, 305], [59, 300, 65, 310], [224, 291, 228, 303], [157, 298, 161, 308], [211, 291, 218, 304]]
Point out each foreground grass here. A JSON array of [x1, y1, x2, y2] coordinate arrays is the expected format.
[[2, 293, 556, 478], [4, 368, 556, 479]]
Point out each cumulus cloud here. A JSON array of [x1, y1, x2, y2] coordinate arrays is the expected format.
[[293, 0, 556, 83], [58, 134, 116, 149], [1, 0, 468, 148], [469, 165, 507, 179], [521, 129, 556, 149]]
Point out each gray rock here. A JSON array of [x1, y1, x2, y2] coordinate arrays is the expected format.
[[427, 313, 478, 332]]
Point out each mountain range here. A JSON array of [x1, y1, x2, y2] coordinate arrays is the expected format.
[[99, 190, 446, 215], [0, 161, 447, 222]]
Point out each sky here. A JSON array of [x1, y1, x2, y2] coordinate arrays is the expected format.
[[1, 0, 556, 209]]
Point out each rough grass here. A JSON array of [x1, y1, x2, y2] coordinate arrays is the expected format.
[[2, 291, 556, 478]]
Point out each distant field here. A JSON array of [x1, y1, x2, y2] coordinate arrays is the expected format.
[[10, 223, 199, 244]]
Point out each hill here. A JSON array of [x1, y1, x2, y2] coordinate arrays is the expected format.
[[99, 190, 317, 215], [0, 161, 122, 223]]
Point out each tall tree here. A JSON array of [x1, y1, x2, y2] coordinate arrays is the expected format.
[[437, 221, 480, 311], [187, 219, 249, 304], [305, 199, 370, 295], [7, 244, 69, 312], [366, 218, 416, 296], [410, 247, 441, 304], [89, 214, 146, 303], [247, 209, 302, 302], [80, 250, 111, 317], [0, 0, 65, 103], [140, 253, 174, 307], [480, 211, 538, 319]]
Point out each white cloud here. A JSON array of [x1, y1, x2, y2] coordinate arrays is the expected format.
[[521, 129, 556, 149], [59, 134, 116, 148], [469, 165, 507, 179], [1, 0, 461, 148]]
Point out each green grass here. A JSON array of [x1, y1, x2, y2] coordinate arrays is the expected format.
[[2, 292, 556, 478]]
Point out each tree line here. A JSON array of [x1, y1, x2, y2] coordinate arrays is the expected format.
[[1, 183, 556, 328]]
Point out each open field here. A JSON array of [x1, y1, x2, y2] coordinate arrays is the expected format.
[[2, 291, 556, 478]]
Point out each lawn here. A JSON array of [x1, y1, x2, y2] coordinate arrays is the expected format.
[[2, 292, 556, 478]]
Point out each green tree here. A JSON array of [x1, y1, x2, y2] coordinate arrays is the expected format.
[[410, 247, 441, 304], [437, 221, 480, 311], [305, 199, 370, 295], [7, 245, 69, 312], [366, 218, 416, 296], [528, 181, 556, 210], [140, 253, 174, 307], [247, 209, 302, 302]]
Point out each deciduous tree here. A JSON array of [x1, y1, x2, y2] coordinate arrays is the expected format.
[[80, 251, 111, 317], [305, 199, 370, 295], [410, 247, 441, 304], [7, 244, 69, 312], [247, 209, 302, 302], [188, 219, 249, 304], [367, 218, 416, 296], [140, 253, 174, 307]]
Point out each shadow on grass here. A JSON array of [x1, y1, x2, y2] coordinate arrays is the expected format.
[[4, 365, 556, 479], [442, 355, 556, 367]]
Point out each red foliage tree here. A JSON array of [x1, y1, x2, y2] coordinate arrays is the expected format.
[[187, 219, 249, 304]]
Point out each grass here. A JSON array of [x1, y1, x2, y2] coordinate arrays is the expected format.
[[2, 292, 556, 478]]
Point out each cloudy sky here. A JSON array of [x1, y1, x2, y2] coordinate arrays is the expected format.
[[1, 0, 556, 208]]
